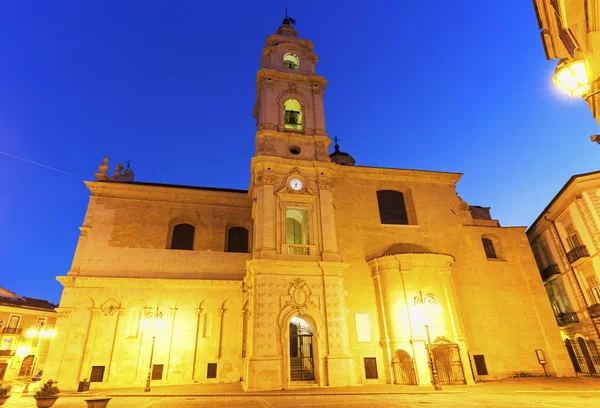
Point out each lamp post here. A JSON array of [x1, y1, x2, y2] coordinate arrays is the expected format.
[[141, 306, 164, 393], [413, 289, 442, 391], [25, 323, 56, 379]]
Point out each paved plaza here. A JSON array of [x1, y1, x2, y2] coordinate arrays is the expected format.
[[2, 378, 600, 407]]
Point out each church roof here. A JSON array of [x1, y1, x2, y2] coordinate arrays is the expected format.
[[0, 294, 57, 312]]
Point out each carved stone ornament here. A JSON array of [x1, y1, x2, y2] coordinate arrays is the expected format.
[[100, 298, 121, 316], [289, 82, 297, 93], [256, 173, 277, 187], [317, 179, 334, 191], [289, 278, 312, 307], [285, 167, 302, 179], [94, 156, 134, 182], [260, 78, 275, 89], [413, 289, 438, 306]]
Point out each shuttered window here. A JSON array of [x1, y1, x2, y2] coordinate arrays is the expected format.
[[376, 190, 408, 225]]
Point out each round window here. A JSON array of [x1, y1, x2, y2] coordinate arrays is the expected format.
[[289, 146, 301, 155]]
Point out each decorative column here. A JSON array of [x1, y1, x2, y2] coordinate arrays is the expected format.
[[165, 308, 177, 381], [253, 172, 277, 259], [191, 307, 203, 380]]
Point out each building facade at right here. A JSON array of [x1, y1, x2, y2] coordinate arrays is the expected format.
[[527, 171, 600, 375], [533, 1, 600, 126]]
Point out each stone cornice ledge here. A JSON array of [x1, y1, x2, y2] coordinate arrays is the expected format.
[[84, 181, 251, 207], [57, 275, 242, 289]]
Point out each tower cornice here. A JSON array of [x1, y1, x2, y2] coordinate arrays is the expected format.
[[256, 69, 327, 89]]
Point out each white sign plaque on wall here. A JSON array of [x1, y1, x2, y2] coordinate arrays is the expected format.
[[355, 314, 372, 343]]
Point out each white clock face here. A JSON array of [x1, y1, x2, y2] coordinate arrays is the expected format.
[[290, 179, 303, 191]]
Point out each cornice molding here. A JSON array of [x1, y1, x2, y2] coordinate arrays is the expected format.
[[57, 275, 243, 289], [84, 181, 252, 207]]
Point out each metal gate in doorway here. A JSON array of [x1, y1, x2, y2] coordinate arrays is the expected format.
[[290, 322, 314, 381], [429, 339, 466, 385]]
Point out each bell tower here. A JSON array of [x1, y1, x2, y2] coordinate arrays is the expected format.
[[253, 16, 331, 160], [244, 17, 355, 391]]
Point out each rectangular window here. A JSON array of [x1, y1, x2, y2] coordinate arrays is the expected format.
[[1, 338, 12, 351], [482, 238, 497, 259], [473, 355, 488, 376], [152, 364, 164, 380], [376, 190, 409, 225], [35, 317, 47, 327], [90, 366, 105, 382], [591, 286, 600, 304], [286, 207, 309, 245], [364, 357, 378, 379], [541, 243, 555, 266], [7, 315, 20, 329], [207, 363, 217, 379], [355, 314, 372, 343], [565, 224, 581, 250]]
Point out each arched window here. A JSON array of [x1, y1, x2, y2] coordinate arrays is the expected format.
[[227, 226, 249, 253], [284, 99, 303, 129], [170, 223, 195, 250], [283, 53, 299, 69], [286, 207, 309, 244], [481, 238, 497, 259], [376, 190, 408, 225]]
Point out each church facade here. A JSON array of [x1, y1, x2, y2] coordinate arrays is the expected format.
[[44, 20, 574, 391]]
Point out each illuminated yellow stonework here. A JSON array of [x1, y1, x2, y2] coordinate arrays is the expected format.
[[44, 20, 575, 391], [533, 0, 600, 123]]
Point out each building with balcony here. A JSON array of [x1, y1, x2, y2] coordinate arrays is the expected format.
[[527, 170, 600, 376], [0, 287, 57, 381], [44, 18, 575, 391], [532, 1, 600, 125]]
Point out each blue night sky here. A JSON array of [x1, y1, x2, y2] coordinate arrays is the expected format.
[[1, 1, 598, 304]]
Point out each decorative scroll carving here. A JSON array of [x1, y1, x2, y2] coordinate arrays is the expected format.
[[413, 289, 438, 306], [289, 278, 311, 307], [289, 82, 297, 93]]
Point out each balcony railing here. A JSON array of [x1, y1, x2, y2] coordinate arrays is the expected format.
[[567, 245, 590, 264], [2, 327, 22, 334], [541, 264, 561, 280], [283, 244, 313, 256], [556, 312, 579, 326], [0, 349, 15, 357], [588, 303, 600, 319]]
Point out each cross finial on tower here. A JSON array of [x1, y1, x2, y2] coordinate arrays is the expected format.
[[334, 136, 340, 145], [282, 7, 297, 26]]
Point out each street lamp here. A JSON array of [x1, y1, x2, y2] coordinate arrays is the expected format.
[[141, 306, 164, 392], [413, 290, 442, 391], [25, 323, 56, 378], [553, 58, 591, 97]]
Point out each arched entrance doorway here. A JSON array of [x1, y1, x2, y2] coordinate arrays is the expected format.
[[289, 317, 314, 381], [19, 355, 34, 377], [392, 349, 417, 385]]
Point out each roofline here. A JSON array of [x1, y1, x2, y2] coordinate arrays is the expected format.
[[90, 180, 248, 194], [527, 170, 600, 233], [352, 164, 462, 177]]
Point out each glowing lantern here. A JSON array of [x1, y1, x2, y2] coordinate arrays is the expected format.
[[553, 58, 591, 97]]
